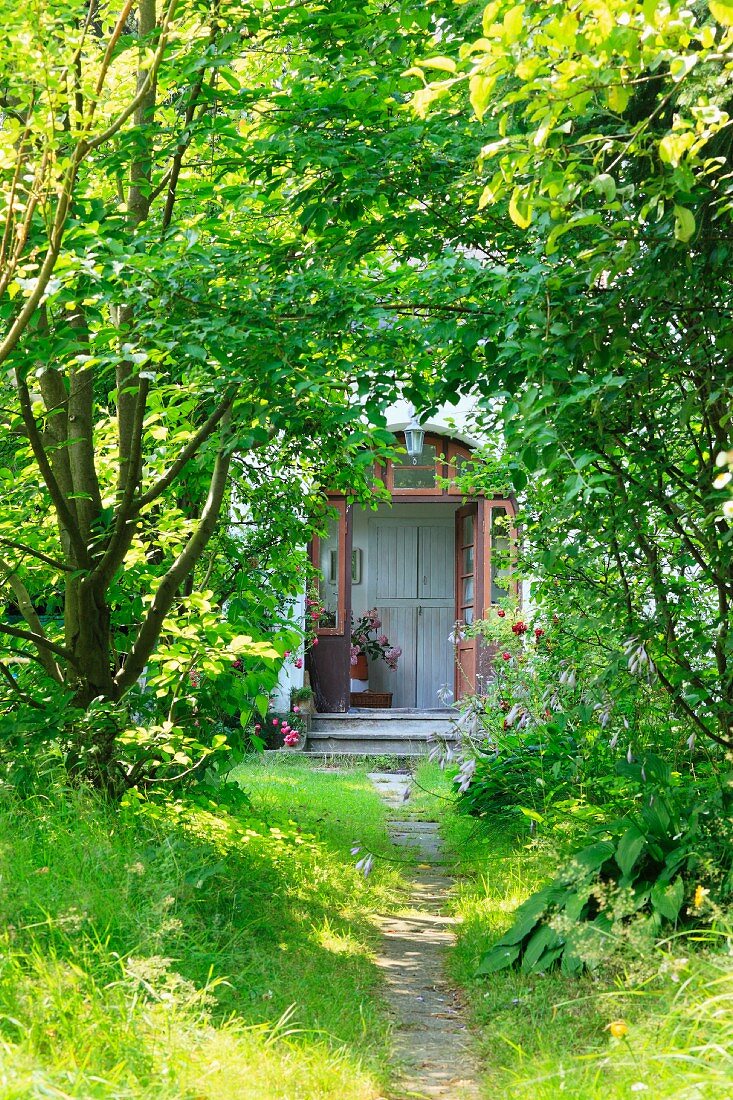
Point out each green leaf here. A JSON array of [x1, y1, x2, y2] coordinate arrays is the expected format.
[[255, 693, 269, 718], [709, 0, 733, 25], [616, 825, 646, 878], [508, 187, 532, 229], [607, 84, 631, 113], [674, 205, 696, 242], [572, 841, 615, 875], [495, 885, 553, 945], [475, 942, 521, 975], [650, 877, 685, 921], [416, 56, 457, 73], [470, 74, 495, 122], [503, 4, 525, 43], [521, 924, 561, 972]]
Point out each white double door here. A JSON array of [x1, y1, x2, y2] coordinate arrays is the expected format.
[[367, 519, 454, 709]]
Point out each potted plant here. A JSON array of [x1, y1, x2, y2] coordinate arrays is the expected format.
[[291, 684, 314, 715], [350, 609, 402, 685]]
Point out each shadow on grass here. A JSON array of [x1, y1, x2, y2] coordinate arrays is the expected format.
[[0, 766, 400, 1098]]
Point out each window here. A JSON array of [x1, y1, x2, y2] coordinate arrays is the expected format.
[[310, 498, 347, 634], [489, 504, 516, 605], [377, 435, 473, 496]]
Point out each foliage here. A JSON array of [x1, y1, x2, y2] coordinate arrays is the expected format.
[[477, 767, 733, 976], [255, 711, 309, 751], [0, 0, 446, 787], [408, 2, 733, 752]]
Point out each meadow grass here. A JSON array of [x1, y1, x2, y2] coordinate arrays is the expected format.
[[412, 760, 733, 1100], [0, 757, 401, 1099]]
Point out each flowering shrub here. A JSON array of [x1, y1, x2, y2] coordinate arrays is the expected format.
[[255, 711, 307, 750], [350, 609, 402, 670]]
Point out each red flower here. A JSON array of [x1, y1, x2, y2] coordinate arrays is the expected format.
[[535, 628, 545, 639], [512, 621, 527, 635], [502, 651, 511, 661], [497, 609, 506, 618]]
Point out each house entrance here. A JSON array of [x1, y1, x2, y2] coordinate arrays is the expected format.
[[307, 431, 518, 714], [366, 518, 454, 709]]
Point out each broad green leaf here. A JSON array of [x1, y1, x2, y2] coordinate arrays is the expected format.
[[571, 841, 615, 875], [607, 84, 631, 113], [650, 877, 685, 921], [469, 73, 496, 122], [482, 1, 502, 35], [416, 56, 457, 73], [496, 886, 553, 945], [616, 825, 646, 878], [475, 942, 521, 974], [710, 0, 733, 25], [591, 173, 617, 202], [508, 187, 533, 229], [503, 4, 525, 43], [674, 205, 696, 242], [521, 924, 561, 972], [659, 131, 695, 167]]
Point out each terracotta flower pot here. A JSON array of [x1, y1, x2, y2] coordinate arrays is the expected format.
[[351, 652, 368, 681]]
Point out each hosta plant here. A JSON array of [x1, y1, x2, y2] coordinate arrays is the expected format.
[[477, 757, 733, 977]]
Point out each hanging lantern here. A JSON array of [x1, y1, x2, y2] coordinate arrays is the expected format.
[[404, 414, 425, 463]]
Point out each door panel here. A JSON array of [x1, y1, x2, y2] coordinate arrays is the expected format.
[[370, 605, 417, 707], [376, 526, 418, 600], [371, 521, 454, 708], [419, 526, 453, 599], [417, 605, 455, 708]]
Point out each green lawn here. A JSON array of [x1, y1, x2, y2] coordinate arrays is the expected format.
[[412, 761, 733, 1100], [0, 758, 402, 1099]]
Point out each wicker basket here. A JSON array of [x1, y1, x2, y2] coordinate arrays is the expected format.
[[350, 691, 392, 709]]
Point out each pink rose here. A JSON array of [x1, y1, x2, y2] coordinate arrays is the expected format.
[[294, 657, 303, 669]]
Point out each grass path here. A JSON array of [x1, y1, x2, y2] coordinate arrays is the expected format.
[[368, 771, 480, 1100]]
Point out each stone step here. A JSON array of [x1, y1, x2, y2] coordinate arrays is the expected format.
[[307, 711, 458, 756]]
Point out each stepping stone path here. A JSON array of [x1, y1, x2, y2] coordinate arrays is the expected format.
[[368, 772, 480, 1100]]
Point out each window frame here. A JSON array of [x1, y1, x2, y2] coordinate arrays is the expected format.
[[310, 497, 347, 636]]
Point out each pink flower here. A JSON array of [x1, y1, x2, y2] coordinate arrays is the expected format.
[[310, 611, 320, 620], [272, 718, 279, 726], [377, 634, 388, 645], [254, 723, 261, 731], [292, 705, 300, 713], [312, 638, 318, 646], [294, 657, 303, 669], [284, 651, 291, 659]]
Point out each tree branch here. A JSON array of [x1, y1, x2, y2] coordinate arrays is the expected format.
[[0, 622, 75, 668], [15, 372, 90, 565], [134, 387, 237, 510], [0, 537, 71, 572], [115, 409, 234, 692]]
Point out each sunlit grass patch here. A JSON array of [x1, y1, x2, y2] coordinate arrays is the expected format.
[[0, 764, 397, 1099]]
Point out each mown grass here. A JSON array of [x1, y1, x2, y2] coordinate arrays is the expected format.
[[0, 757, 401, 1099], [412, 760, 733, 1100]]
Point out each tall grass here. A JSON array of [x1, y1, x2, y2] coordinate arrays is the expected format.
[[413, 760, 733, 1100], [0, 759, 400, 1099]]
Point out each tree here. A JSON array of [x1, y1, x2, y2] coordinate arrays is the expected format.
[[405, 0, 733, 750], [0, 0, 433, 787]]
